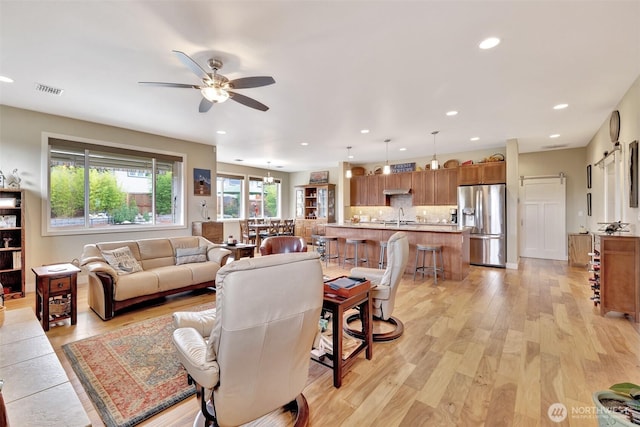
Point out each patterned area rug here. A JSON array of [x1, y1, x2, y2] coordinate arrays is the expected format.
[[63, 304, 214, 427]]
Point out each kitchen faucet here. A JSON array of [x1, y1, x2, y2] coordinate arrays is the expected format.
[[397, 207, 404, 227]]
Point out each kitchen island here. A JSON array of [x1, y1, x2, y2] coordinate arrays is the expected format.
[[324, 223, 470, 280]]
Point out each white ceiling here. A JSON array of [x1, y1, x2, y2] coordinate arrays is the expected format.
[[1, 1, 639, 172]]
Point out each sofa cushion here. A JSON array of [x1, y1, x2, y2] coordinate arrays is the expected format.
[[176, 246, 207, 265], [149, 265, 194, 292], [113, 271, 160, 301], [138, 238, 175, 270], [101, 246, 143, 275]]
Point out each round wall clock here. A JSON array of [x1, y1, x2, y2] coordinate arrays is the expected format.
[[610, 110, 620, 143]]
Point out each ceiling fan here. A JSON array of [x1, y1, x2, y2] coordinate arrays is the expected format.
[[139, 50, 275, 112]]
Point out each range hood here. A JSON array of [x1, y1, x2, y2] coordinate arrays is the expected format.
[[383, 188, 411, 195]]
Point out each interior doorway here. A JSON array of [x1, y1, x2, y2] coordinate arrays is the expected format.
[[519, 175, 567, 260]]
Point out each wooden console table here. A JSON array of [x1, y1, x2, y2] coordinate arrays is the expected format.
[[0, 308, 91, 426], [312, 283, 372, 388]]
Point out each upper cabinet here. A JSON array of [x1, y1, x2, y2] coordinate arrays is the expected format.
[[350, 176, 368, 207], [435, 168, 458, 205], [411, 169, 457, 206], [457, 162, 506, 186], [367, 174, 386, 206], [384, 172, 412, 190]]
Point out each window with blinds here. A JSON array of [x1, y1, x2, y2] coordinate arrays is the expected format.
[[47, 137, 184, 233]]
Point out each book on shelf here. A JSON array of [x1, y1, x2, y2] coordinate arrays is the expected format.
[[12, 251, 21, 269]]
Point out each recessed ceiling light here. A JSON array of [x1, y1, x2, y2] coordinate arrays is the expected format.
[[360, 129, 370, 134], [216, 130, 226, 135], [234, 159, 244, 162], [300, 142, 309, 146], [550, 134, 561, 138], [399, 147, 407, 151], [446, 110, 458, 116], [470, 137, 480, 141], [479, 37, 501, 50], [553, 103, 569, 110], [0, 76, 14, 83]]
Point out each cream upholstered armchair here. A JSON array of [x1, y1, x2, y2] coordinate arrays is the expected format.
[[172, 252, 324, 427], [346, 231, 409, 341]]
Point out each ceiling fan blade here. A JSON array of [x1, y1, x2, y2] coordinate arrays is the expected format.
[[199, 97, 214, 113], [138, 81, 199, 89], [229, 76, 275, 89], [228, 91, 269, 111], [172, 50, 210, 82]]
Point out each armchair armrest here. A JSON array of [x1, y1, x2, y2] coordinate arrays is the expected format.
[[172, 328, 220, 390], [207, 246, 232, 266], [350, 267, 385, 286], [173, 308, 217, 337]]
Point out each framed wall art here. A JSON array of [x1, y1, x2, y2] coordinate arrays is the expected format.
[[630, 140, 638, 208], [309, 171, 329, 184], [587, 192, 592, 216], [194, 168, 211, 196], [586, 164, 592, 189]]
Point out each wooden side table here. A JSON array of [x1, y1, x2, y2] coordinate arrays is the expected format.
[[313, 283, 372, 388], [31, 263, 80, 331], [223, 243, 256, 261]]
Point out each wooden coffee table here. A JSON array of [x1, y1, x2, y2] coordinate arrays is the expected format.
[[223, 243, 256, 261]]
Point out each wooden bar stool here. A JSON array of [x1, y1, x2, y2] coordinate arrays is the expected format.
[[343, 238, 369, 268], [414, 244, 444, 284], [378, 240, 388, 269]]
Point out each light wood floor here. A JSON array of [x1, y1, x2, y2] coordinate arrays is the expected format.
[[6, 257, 640, 426]]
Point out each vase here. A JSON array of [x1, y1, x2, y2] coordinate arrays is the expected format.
[[592, 391, 637, 427]]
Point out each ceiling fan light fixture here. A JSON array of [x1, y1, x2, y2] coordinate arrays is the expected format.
[[201, 86, 229, 103]]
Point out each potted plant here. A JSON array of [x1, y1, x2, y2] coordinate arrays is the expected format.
[[593, 383, 640, 426]]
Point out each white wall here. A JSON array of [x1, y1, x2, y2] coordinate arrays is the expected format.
[[585, 74, 640, 234], [0, 106, 220, 291]]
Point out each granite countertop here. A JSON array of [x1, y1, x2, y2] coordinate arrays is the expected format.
[[326, 222, 468, 233]]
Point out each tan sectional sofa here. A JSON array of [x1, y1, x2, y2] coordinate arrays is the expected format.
[[80, 236, 231, 320]]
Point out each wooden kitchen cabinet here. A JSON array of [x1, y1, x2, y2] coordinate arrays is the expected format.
[[350, 175, 368, 206], [385, 172, 412, 190], [411, 170, 434, 205], [367, 174, 386, 206], [599, 235, 640, 322], [457, 162, 506, 185], [435, 168, 458, 205]]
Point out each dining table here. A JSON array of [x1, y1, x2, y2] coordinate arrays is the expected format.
[[248, 223, 271, 248]]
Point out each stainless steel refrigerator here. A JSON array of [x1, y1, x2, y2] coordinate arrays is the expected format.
[[458, 184, 506, 267]]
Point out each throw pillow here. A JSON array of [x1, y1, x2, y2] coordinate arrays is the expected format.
[[101, 246, 143, 275], [176, 246, 207, 265]]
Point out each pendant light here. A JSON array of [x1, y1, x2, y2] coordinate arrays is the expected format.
[[383, 139, 391, 175], [345, 146, 353, 179], [430, 131, 440, 170], [263, 161, 274, 184]]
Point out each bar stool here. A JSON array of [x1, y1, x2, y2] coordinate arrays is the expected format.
[[343, 238, 369, 268], [414, 244, 444, 284], [378, 240, 388, 269], [320, 236, 340, 266]]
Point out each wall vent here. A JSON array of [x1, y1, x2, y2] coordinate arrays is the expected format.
[[34, 83, 64, 96]]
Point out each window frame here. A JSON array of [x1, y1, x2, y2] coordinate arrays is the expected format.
[[42, 132, 187, 236], [248, 175, 282, 219], [216, 173, 244, 221]]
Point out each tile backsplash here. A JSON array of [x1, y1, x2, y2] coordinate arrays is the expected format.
[[347, 196, 457, 224]]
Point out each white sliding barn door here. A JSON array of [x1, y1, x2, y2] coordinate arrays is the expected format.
[[520, 176, 567, 260]]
